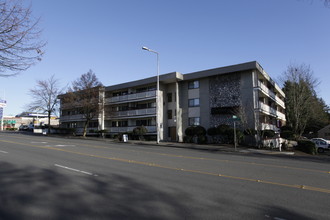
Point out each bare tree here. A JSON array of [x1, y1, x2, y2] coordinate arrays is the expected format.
[[0, 0, 45, 77], [281, 63, 319, 137], [62, 70, 103, 137], [322, 0, 330, 6], [29, 75, 61, 134]]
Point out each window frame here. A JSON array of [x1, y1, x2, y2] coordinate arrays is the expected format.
[[188, 80, 200, 89], [188, 98, 200, 107], [188, 117, 200, 126]]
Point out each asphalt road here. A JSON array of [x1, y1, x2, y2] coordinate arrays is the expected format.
[[0, 132, 329, 220]]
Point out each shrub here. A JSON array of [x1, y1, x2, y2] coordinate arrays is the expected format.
[[280, 130, 294, 140], [296, 140, 317, 155], [197, 135, 207, 144], [183, 135, 193, 143], [133, 126, 148, 140], [243, 128, 257, 136], [6, 128, 17, 131], [207, 127, 217, 136], [261, 130, 275, 139], [194, 126, 206, 136], [185, 126, 206, 136], [216, 124, 230, 135], [281, 125, 293, 132], [185, 127, 195, 136], [226, 128, 244, 144], [52, 127, 75, 135]]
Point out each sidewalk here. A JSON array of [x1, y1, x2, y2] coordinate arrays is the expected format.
[[103, 138, 296, 156]]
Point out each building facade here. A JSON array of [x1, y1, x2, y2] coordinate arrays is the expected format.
[[318, 125, 330, 140], [59, 61, 286, 142]]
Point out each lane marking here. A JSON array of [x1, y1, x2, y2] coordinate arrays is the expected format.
[[54, 164, 98, 176], [1, 138, 330, 194], [31, 142, 48, 144], [55, 145, 76, 147], [7, 135, 329, 175], [0, 150, 8, 154]]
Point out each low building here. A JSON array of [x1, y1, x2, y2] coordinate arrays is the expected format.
[[318, 125, 330, 140], [59, 61, 286, 142], [2, 113, 59, 130]]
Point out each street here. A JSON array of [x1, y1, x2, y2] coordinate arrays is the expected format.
[[0, 132, 329, 220]]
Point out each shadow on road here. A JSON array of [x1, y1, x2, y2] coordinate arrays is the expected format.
[[0, 161, 192, 220]]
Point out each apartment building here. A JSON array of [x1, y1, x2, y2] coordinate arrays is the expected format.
[[59, 61, 286, 142]]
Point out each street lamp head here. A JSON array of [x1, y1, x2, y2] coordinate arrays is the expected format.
[[142, 46, 149, 51]]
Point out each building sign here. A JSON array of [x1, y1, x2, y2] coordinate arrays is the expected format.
[[3, 120, 16, 125], [0, 100, 6, 107], [0, 108, 3, 119]]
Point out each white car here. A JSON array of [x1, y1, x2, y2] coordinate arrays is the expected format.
[[311, 138, 330, 153]]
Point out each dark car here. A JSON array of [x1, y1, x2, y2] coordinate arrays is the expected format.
[[19, 125, 29, 131]]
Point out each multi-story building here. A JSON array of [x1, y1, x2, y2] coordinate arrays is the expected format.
[[59, 61, 286, 142]]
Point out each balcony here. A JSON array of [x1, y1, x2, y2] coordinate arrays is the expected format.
[[106, 91, 156, 104], [108, 108, 156, 118], [108, 126, 156, 133], [259, 102, 277, 116], [276, 111, 286, 121], [261, 123, 280, 132], [60, 114, 85, 122], [258, 102, 286, 120], [257, 82, 285, 108]]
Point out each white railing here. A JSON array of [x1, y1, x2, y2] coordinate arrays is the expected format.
[[259, 102, 277, 116], [108, 126, 156, 133], [259, 102, 286, 120], [106, 91, 156, 103], [276, 111, 286, 120], [258, 82, 285, 108], [60, 114, 85, 121], [261, 123, 280, 132], [110, 108, 156, 118]]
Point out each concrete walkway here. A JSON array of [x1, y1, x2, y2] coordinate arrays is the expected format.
[[86, 137, 296, 156]]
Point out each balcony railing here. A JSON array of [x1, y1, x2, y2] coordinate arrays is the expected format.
[[258, 102, 286, 120], [60, 114, 85, 121], [106, 91, 156, 103], [276, 111, 286, 121], [257, 82, 285, 108], [259, 102, 277, 116], [261, 123, 280, 132], [108, 108, 156, 118], [108, 126, 156, 133]]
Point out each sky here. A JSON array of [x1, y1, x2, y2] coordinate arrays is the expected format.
[[1, 0, 330, 116]]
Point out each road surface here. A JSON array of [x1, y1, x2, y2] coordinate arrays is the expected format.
[[0, 132, 329, 219]]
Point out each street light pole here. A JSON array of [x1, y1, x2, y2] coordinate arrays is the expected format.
[[142, 46, 160, 144]]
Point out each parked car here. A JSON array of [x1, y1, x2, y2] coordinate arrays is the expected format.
[[28, 124, 34, 131], [310, 138, 330, 153], [19, 125, 29, 131]]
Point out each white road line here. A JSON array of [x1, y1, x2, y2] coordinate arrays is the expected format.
[[0, 150, 8, 154], [31, 142, 48, 144], [55, 145, 76, 147], [54, 164, 98, 176]]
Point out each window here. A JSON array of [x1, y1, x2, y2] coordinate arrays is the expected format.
[[118, 121, 128, 127], [88, 121, 98, 127], [68, 122, 77, 128], [167, 110, 172, 119], [167, 93, 172, 102], [148, 102, 156, 108], [136, 120, 147, 126], [188, 80, 199, 89], [189, 117, 200, 126], [188, 98, 200, 107]]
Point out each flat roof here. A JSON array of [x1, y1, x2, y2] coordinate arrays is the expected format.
[[105, 72, 183, 91]]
